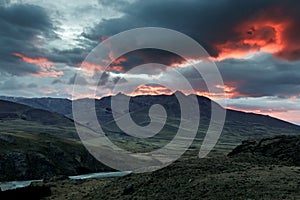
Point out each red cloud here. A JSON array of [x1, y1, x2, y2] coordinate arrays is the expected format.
[[79, 61, 125, 73], [112, 56, 127, 65], [216, 83, 250, 99], [214, 6, 300, 61], [131, 84, 173, 96], [80, 61, 103, 72], [130, 83, 242, 98], [192, 82, 249, 99], [106, 56, 127, 72], [13, 53, 63, 77], [106, 65, 124, 72]]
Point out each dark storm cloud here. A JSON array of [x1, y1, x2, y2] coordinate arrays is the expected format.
[[105, 49, 185, 73], [81, 0, 300, 99], [48, 48, 90, 66], [218, 54, 300, 98], [83, 0, 300, 60], [82, 0, 274, 55], [0, 3, 89, 77], [0, 3, 57, 75]]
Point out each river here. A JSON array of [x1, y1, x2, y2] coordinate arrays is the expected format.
[[0, 171, 132, 191]]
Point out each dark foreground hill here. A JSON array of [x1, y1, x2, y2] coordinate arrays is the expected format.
[[228, 135, 300, 166], [27, 135, 300, 199]]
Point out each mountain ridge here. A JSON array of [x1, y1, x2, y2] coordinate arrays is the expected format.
[[0, 94, 299, 147], [0, 94, 298, 131], [0, 94, 298, 126]]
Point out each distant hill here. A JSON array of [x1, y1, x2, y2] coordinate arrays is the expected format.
[[0, 100, 77, 138], [0, 96, 72, 117], [0, 100, 73, 126]]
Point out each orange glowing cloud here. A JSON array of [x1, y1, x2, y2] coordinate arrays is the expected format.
[[216, 83, 250, 99], [112, 56, 127, 65], [106, 65, 124, 72], [193, 82, 249, 99], [80, 61, 103, 72], [214, 21, 287, 60], [13, 53, 63, 77], [79, 51, 127, 73], [131, 84, 173, 96], [194, 91, 241, 100], [213, 6, 299, 61], [105, 56, 127, 72], [79, 61, 124, 73], [127, 82, 244, 99]]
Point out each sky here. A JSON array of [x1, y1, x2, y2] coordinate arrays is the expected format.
[[0, 0, 300, 124]]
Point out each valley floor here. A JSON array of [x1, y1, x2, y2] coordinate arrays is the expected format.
[[41, 153, 300, 200]]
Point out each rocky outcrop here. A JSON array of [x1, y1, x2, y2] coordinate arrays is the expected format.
[[228, 135, 300, 166]]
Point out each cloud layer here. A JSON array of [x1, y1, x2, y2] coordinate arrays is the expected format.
[[0, 0, 299, 124], [84, 0, 300, 61]]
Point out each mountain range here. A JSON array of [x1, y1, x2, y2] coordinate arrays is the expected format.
[[0, 94, 299, 181], [1, 94, 299, 141]]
